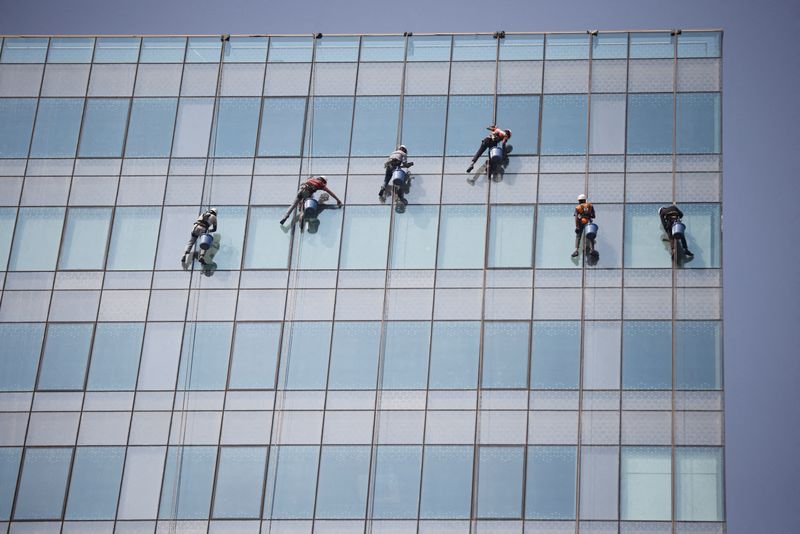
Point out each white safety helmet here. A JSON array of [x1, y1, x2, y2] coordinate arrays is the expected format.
[[208, 207, 218, 215], [398, 145, 407, 153], [577, 194, 587, 203], [318, 175, 327, 184]]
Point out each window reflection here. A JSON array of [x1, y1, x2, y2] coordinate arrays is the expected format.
[[125, 98, 178, 157], [429, 321, 480, 389], [259, 97, 306, 156], [531, 321, 580, 389], [540, 94, 587, 154], [9, 207, 65, 271], [30, 98, 84, 157], [0, 98, 36, 157]]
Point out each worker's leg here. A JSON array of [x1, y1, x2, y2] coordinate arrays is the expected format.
[[182, 226, 202, 258], [467, 138, 491, 172], [380, 165, 393, 200], [571, 228, 582, 258], [280, 195, 303, 224], [679, 234, 693, 256]]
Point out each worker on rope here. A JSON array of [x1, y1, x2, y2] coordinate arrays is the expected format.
[[659, 204, 694, 259], [379, 144, 414, 206], [280, 176, 343, 226], [572, 194, 597, 258], [466, 125, 511, 174], [181, 208, 217, 266]]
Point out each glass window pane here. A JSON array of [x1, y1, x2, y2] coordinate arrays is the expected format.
[[213, 447, 267, 518], [429, 321, 480, 389], [360, 36, 405, 62], [546, 34, 588, 60], [677, 93, 720, 154], [292, 207, 343, 269], [159, 446, 217, 519], [589, 93, 626, 155], [583, 321, 622, 390], [125, 97, 178, 157], [500, 34, 544, 60], [0, 323, 45, 391], [341, 206, 390, 269], [328, 322, 380, 389], [264, 446, 319, 519], [407, 35, 451, 62], [437, 205, 486, 269], [107, 207, 161, 270], [592, 33, 628, 59], [630, 32, 674, 59], [452, 35, 496, 61], [78, 98, 130, 157], [117, 446, 166, 519], [223, 36, 268, 62], [65, 447, 125, 520], [212, 97, 261, 157], [0, 98, 36, 157], [351, 96, 400, 156], [531, 321, 580, 389], [391, 205, 439, 269], [483, 322, 529, 388], [0, 208, 14, 270], [372, 446, 422, 518], [59, 207, 112, 269], [420, 445, 473, 518], [496, 95, 540, 155], [268, 37, 313, 62], [9, 207, 65, 271], [48, 37, 94, 63], [177, 322, 233, 390], [624, 203, 672, 268], [172, 97, 215, 157], [140, 37, 186, 63], [307, 96, 354, 156], [540, 94, 587, 155], [477, 447, 523, 518], [620, 447, 671, 520], [87, 323, 144, 390], [381, 321, 430, 389], [489, 205, 534, 268], [579, 446, 619, 519], [446, 95, 493, 156], [30, 98, 84, 157], [401, 96, 446, 156], [681, 203, 721, 268], [676, 321, 722, 390], [213, 205, 247, 269], [38, 323, 93, 390], [1, 37, 48, 63], [678, 32, 722, 58], [623, 321, 671, 389], [13, 448, 73, 519], [626, 93, 673, 154], [258, 97, 306, 156], [315, 446, 370, 518], [279, 322, 331, 389], [534, 204, 578, 269], [93, 37, 140, 63], [315, 36, 359, 62], [244, 207, 291, 269], [675, 447, 724, 521], [229, 322, 281, 389], [526, 446, 576, 519], [0, 448, 22, 520]]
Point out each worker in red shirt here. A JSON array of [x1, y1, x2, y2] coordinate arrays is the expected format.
[[280, 176, 343, 225], [466, 125, 511, 174]]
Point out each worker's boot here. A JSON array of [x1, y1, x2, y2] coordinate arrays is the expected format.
[[571, 235, 581, 258], [378, 187, 386, 203], [466, 162, 475, 173]]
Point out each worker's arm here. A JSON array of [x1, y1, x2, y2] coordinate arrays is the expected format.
[[322, 186, 343, 206], [208, 214, 218, 233]]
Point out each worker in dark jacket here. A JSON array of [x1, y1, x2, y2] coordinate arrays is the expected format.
[[572, 194, 596, 258], [280, 176, 342, 225], [379, 145, 414, 205], [466, 125, 511, 174], [181, 208, 217, 265], [659, 204, 693, 258]]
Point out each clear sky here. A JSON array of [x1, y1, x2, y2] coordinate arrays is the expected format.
[[3, 1, 800, 532]]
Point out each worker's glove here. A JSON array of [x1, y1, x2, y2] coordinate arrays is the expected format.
[[336, 201, 343, 207], [405, 162, 414, 168]]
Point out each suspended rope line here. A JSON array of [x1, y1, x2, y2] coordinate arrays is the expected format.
[[670, 29, 680, 534]]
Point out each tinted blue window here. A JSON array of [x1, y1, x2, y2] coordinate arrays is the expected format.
[[420, 446, 473, 518], [38, 323, 93, 390], [106, 207, 161, 270], [531, 321, 580, 389], [212, 97, 261, 157], [429, 321, 480, 389], [268, 37, 313, 62], [677, 93, 720, 154], [437, 205, 486, 269], [360, 36, 405, 62], [328, 322, 380, 389], [140, 37, 186, 63], [177, 322, 233, 390], [446, 95, 493, 156], [681, 203, 722, 268], [496, 95, 540, 155], [0, 98, 36, 157], [125, 98, 178, 157], [0, 448, 21, 520], [279, 322, 331, 389], [59, 207, 112, 270], [78, 98, 131, 157], [93, 37, 140, 63], [381, 322, 430, 389], [65, 447, 125, 520], [315, 36, 359, 62], [541, 95, 587, 155], [264, 446, 319, 519], [477, 447, 524, 518], [407, 35, 451, 61], [0, 323, 44, 391], [0, 208, 13, 270], [315, 446, 371, 518], [213, 447, 268, 519], [30, 98, 84, 157], [14, 448, 73, 520], [630, 32, 674, 59], [678, 32, 722, 58], [489, 205, 535, 268], [675, 447, 724, 520], [306, 97, 354, 156], [482, 322, 529, 389], [627, 93, 673, 154], [223, 36, 268, 62], [87, 323, 144, 390], [526, 446, 577, 519], [351, 96, 400, 156], [372, 446, 422, 518], [159, 446, 217, 519], [499, 34, 544, 60], [9, 207, 65, 271], [0, 38, 48, 63], [258, 97, 306, 156], [229, 322, 280, 389], [546, 34, 588, 60], [623, 321, 672, 389], [452, 35, 496, 61], [48, 37, 94, 63], [402, 96, 446, 156], [592, 33, 628, 59], [676, 321, 722, 390]]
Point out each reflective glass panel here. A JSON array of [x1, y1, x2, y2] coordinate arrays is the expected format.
[[0, 323, 45, 391], [78, 98, 130, 157], [340, 205, 390, 269], [676, 321, 722, 390], [624, 203, 672, 268], [65, 447, 125, 520], [87, 322, 144, 390], [9, 207, 65, 271], [526, 446, 576, 519], [589, 93, 626, 154], [420, 446, 473, 518], [429, 321, 480, 389], [620, 447, 671, 520], [579, 446, 619, 519], [372, 446, 422, 518], [592, 33, 628, 59], [623, 321, 671, 389], [306, 96, 354, 156], [212, 97, 261, 157], [681, 203, 721, 268], [452, 35, 496, 61], [268, 37, 313, 62], [477, 447, 523, 518], [627, 93, 673, 154], [0, 98, 36, 157], [360, 36, 405, 61], [496, 95, 540, 155], [229, 322, 281, 389], [540, 94, 587, 154], [30, 98, 84, 157], [675, 447, 724, 520], [500, 34, 544, 60], [125, 98, 178, 157], [38, 323, 93, 390], [93, 37, 140, 63], [279, 322, 332, 389], [140, 37, 186, 63], [328, 321, 381, 389], [315, 446, 370, 518], [172, 97, 214, 156], [0, 208, 13, 270], [244, 207, 291, 269], [437, 205, 486, 269], [315, 36, 360, 62], [489, 205, 534, 267], [677, 93, 721, 154], [679, 32, 722, 58], [446, 95, 493, 156], [13, 448, 72, 519], [534, 204, 578, 268], [264, 445, 319, 519], [0, 37, 48, 63], [177, 322, 233, 390], [391, 205, 439, 269], [0, 448, 21, 520], [351, 96, 400, 156], [213, 447, 268, 518], [292, 207, 342, 269], [531, 321, 580, 389], [48, 37, 94, 63], [546, 34, 589, 60], [630, 32, 674, 58], [382, 321, 430, 389], [106, 207, 161, 270], [59, 207, 112, 269], [482, 322, 529, 388], [159, 446, 217, 519], [223, 36, 268, 62], [402, 96, 446, 156], [258, 97, 306, 156], [407, 35, 451, 62]]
